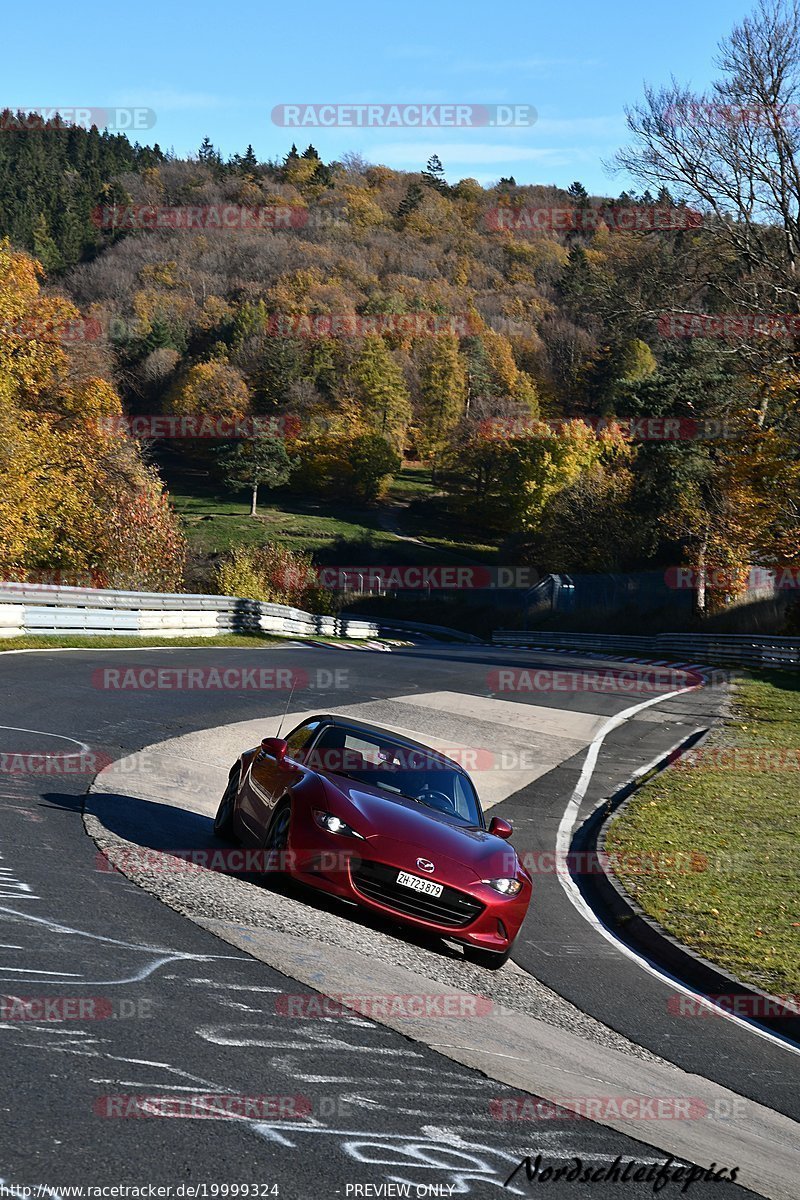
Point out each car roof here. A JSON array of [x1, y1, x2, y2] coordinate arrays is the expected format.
[[292, 714, 469, 775]]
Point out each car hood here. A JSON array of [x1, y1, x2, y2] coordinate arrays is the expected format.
[[320, 776, 518, 876]]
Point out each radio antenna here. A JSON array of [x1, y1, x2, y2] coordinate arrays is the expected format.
[[276, 674, 298, 739]]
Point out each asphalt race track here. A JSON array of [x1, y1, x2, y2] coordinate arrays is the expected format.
[[1, 641, 797, 1199]]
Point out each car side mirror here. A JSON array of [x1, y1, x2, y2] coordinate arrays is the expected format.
[[489, 816, 513, 840], [261, 737, 289, 766]]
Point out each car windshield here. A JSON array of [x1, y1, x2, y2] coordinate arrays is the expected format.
[[304, 726, 483, 826]]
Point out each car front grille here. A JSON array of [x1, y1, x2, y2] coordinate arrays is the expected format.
[[351, 860, 484, 929]]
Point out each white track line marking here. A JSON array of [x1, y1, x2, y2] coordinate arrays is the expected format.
[[555, 688, 800, 1057]]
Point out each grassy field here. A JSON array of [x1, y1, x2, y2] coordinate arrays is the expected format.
[[386, 466, 436, 501], [172, 484, 404, 558], [166, 462, 501, 578], [606, 672, 800, 995]]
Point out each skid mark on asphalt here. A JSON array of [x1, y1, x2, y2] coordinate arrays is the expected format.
[[0, 904, 250, 985], [0, 725, 91, 755], [189, 989, 670, 1196], [0, 866, 39, 902], [0, 899, 681, 1197], [98, 970, 667, 1195]]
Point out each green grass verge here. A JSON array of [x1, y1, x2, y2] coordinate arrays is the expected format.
[[0, 633, 286, 651], [606, 672, 800, 995]]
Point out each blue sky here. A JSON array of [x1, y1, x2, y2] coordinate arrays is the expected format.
[[7, 0, 754, 193]]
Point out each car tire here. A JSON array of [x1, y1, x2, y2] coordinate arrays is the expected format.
[[213, 766, 240, 839], [263, 800, 291, 872], [463, 944, 511, 971]]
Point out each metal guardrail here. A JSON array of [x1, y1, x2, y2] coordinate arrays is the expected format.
[[0, 583, 265, 610], [492, 629, 800, 669], [0, 584, 378, 640], [655, 635, 800, 669], [495, 631, 654, 652], [341, 614, 482, 643]]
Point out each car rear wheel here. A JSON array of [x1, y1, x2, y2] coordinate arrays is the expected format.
[[463, 944, 511, 971], [213, 767, 240, 839]]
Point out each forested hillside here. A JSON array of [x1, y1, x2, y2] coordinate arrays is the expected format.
[[1, 14, 799, 625], [0, 110, 163, 269]]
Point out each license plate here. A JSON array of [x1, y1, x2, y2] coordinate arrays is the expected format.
[[396, 870, 443, 897]]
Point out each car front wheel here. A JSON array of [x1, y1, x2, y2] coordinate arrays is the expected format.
[[213, 767, 240, 839], [263, 800, 291, 871]]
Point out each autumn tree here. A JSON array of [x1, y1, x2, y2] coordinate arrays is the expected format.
[[616, 0, 800, 350], [97, 467, 187, 590], [213, 543, 330, 609], [345, 433, 401, 500], [0, 239, 185, 587], [525, 462, 644, 572], [164, 357, 251, 436], [351, 335, 412, 452], [295, 432, 400, 501], [442, 419, 621, 535], [417, 335, 468, 466]]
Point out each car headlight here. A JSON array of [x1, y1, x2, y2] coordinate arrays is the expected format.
[[482, 877, 523, 896], [313, 810, 364, 839]]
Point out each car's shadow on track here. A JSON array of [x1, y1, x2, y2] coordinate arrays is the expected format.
[[79, 788, 466, 965]]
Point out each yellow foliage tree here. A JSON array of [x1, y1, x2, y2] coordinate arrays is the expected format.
[[165, 358, 251, 424], [0, 240, 185, 587]]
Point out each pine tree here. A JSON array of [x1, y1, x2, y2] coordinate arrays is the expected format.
[[567, 181, 589, 200], [31, 213, 63, 272], [253, 337, 302, 411], [397, 183, 424, 220], [198, 136, 221, 166], [0, 113, 142, 267], [557, 245, 594, 321], [421, 154, 448, 193]]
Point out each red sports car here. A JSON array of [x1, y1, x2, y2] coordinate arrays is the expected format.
[[213, 714, 532, 968]]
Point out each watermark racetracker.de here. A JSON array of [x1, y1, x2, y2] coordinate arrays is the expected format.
[[272, 103, 537, 127], [90, 666, 350, 691], [0, 107, 156, 132], [485, 205, 702, 234], [659, 312, 800, 339], [91, 204, 345, 232], [96, 415, 302, 440]]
